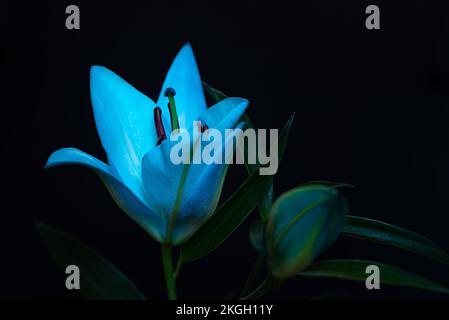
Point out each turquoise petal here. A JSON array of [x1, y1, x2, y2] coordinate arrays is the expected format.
[[141, 98, 248, 244], [90, 66, 158, 197], [141, 122, 246, 245], [140, 132, 225, 245], [141, 98, 248, 217], [171, 121, 247, 244], [45, 148, 166, 242], [157, 43, 207, 130], [199, 97, 249, 129]]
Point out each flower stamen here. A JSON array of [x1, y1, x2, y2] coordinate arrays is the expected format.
[[164, 87, 180, 131], [154, 106, 167, 146]]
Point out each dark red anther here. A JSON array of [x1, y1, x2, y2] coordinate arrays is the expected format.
[[154, 106, 167, 146]]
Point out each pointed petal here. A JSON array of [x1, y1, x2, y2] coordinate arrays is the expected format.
[[90, 66, 158, 196], [157, 43, 207, 129], [45, 148, 166, 242], [199, 97, 249, 130], [141, 98, 247, 244], [171, 121, 247, 244], [141, 98, 248, 218]]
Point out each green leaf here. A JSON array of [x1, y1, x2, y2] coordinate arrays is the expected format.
[[179, 167, 274, 264], [202, 81, 228, 103], [179, 113, 294, 264], [36, 222, 146, 300], [249, 221, 266, 255], [203, 81, 290, 219], [300, 259, 449, 295], [299, 180, 355, 189], [342, 215, 449, 266]]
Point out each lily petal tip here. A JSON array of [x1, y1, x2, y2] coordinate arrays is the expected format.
[[177, 42, 195, 60], [44, 152, 58, 170], [90, 65, 109, 77], [182, 42, 193, 52], [232, 97, 250, 109]]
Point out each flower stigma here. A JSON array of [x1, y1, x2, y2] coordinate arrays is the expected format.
[[164, 87, 180, 131]]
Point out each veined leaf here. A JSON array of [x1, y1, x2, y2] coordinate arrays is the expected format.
[[36, 222, 146, 300], [179, 114, 294, 263], [342, 215, 449, 266], [300, 259, 449, 295]]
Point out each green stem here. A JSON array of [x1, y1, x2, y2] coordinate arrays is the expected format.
[[161, 244, 177, 300], [240, 255, 265, 298], [240, 273, 278, 300]]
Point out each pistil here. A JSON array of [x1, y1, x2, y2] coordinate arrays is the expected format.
[[164, 87, 180, 131]]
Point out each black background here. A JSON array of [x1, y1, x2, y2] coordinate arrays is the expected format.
[[2, 0, 449, 299]]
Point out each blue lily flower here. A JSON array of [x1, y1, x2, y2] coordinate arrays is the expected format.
[[46, 44, 248, 245]]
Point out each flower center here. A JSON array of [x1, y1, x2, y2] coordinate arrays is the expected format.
[[154, 106, 167, 146], [154, 88, 208, 146], [164, 87, 180, 131]]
